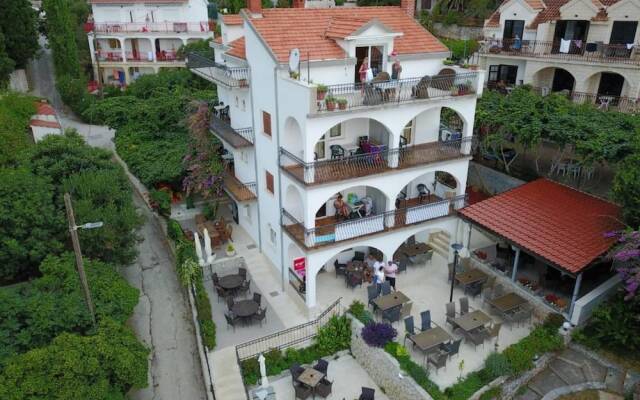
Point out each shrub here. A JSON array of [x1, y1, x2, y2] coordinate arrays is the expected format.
[[149, 189, 171, 216], [481, 352, 512, 381], [240, 357, 260, 385], [203, 201, 219, 221], [361, 322, 397, 348], [348, 300, 374, 325], [479, 387, 502, 400], [503, 326, 563, 375], [315, 315, 351, 354], [445, 372, 484, 400], [384, 342, 446, 400], [167, 219, 184, 242], [542, 313, 565, 332]]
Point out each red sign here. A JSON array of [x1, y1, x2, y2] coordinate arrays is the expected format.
[[293, 257, 306, 276]]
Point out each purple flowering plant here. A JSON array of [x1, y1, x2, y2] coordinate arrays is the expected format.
[[606, 230, 640, 300], [361, 322, 397, 348]]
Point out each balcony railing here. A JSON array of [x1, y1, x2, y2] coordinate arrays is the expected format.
[[480, 39, 640, 65], [525, 86, 640, 114], [187, 52, 250, 88], [210, 115, 254, 147], [223, 172, 257, 202], [314, 72, 478, 114], [282, 194, 467, 248], [279, 137, 474, 185], [90, 21, 211, 34], [124, 51, 184, 62], [96, 50, 123, 62]]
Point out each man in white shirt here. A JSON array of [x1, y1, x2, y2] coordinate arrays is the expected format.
[[384, 260, 399, 290]]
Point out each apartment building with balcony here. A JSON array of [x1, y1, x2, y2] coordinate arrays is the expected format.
[[477, 0, 640, 111], [188, 0, 485, 311], [85, 0, 213, 86]]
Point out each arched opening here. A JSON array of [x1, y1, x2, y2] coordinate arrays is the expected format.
[[99, 67, 127, 87], [284, 184, 304, 221], [439, 107, 464, 142], [125, 38, 153, 62], [312, 118, 392, 162], [155, 38, 183, 61], [532, 67, 575, 93]]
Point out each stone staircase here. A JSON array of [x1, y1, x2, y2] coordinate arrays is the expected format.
[[429, 231, 450, 259]]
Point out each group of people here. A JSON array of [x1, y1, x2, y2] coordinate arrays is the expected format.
[[357, 52, 403, 84], [365, 254, 399, 290]]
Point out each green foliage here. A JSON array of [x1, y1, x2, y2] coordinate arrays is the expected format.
[[0, 318, 149, 400], [167, 219, 184, 241], [42, 0, 81, 78], [430, 0, 497, 26], [0, 168, 64, 283], [0, 254, 139, 365], [502, 325, 563, 375], [356, 0, 400, 5], [542, 313, 565, 332], [479, 387, 502, 400], [440, 38, 479, 62], [573, 293, 640, 354], [315, 315, 351, 355], [445, 371, 485, 400], [0, 92, 37, 167], [0, 32, 15, 88], [0, 0, 39, 68], [203, 201, 219, 221], [384, 342, 447, 400], [612, 154, 640, 227], [178, 258, 200, 287], [177, 38, 213, 59], [150, 189, 172, 216], [481, 352, 512, 381], [348, 300, 374, 325], [57, 75, 92, 116]]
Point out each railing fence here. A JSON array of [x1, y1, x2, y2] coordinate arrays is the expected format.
[[187, 52, 250, 88]]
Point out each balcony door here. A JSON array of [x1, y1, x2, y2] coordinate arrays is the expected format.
[[609, 21, 638, 45], [488, 64, 518, 85], [355, 45, 385, 83], [552, 20, 589, 53], [503, 20, 524, 40], [597, 73, 624, 97]]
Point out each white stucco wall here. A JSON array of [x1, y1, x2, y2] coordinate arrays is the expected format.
[[92, 0, 209, 24]]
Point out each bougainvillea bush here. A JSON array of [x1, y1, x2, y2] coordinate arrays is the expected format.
[[361, 322, 397, 348]]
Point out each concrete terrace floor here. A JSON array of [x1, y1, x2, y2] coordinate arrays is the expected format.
[[269, 353, 390, 400], [315, 251, 536, 389]]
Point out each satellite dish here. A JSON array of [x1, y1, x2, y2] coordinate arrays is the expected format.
[[289, 48, 300, 73]]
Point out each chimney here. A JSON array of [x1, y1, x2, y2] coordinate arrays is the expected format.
[[401, 0, 415, 18], [292, 0, 305, 7], [248, 0, 262, 15]]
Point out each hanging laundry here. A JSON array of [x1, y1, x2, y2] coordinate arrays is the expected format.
[[574, 40, 582, 49], [627, 43, 634, 50], [585, 42, 597, 52], [559, 39, 571, 53]]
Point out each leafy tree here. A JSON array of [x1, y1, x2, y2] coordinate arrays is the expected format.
[[612, 154, 640, 228], [0, 0, 39, 68], [0, 254, 139, 364], [63, 168, 143, 265], [177, 38, 213, 59], [0, 318, 149, 400], [440, 38, 479, 62], [0, 31, 15, 89], [42, 0, 81, 79], [0, 92, 36, 167], [0, 168, 64, 283]]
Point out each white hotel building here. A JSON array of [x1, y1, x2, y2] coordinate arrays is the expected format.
[[86, 0, 213, 86], [188, 0, 485, 311]]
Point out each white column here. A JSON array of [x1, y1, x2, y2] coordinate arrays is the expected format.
[[511, 246, 521, 281], [305, 268, 316, 308], [150, 37, 157, 62], [119, 38, 126, 62], [384, 196, 395, 228], [87, 34, 99, 79], [568, 272, 583, 320], [387, 131, 401, 168]]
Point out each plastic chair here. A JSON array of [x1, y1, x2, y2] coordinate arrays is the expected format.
[[253, 292, 262, 306], [330, 145, 345, 159], [313, 359, 329, 376], [417, 183, 431, 203], [459, 297, 470, 315], [420, 310, 432, 331], [359, 387, 376, 400], [334, 259, 347, 277], [381, 281, 391, 296], [382, 306, 401, 324], [315, 378, 333, 398], [445, 302, 456, 326], [404, 316, 416, 346], [367, 284, 379, 310]]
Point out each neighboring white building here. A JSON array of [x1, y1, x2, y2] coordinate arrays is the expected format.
[[30, 101, 62, 142], [477, 0, 640, 110], [86, 0, 213, 86], [188, 0, 485, 312]]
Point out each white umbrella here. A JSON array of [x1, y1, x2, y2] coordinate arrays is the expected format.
[[258, 353, 269, 389], [194, 232, 205, 267], [203, 228, 215, 265]]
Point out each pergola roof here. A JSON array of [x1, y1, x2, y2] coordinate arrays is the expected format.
[[459, 179, 622, 275]]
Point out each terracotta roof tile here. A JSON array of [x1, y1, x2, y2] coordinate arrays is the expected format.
[[459, 179, 622, 274], [226, 37, 246, 59], [485, 9, 501, 27], [214, 36, 223, 44], [487, 0, 618, 28], [325, 17, 370, 39], [222, 14, 243, 25], [31, 119, 61, 129], [248, 7, 448, 63], [35, 102, 56, 116]]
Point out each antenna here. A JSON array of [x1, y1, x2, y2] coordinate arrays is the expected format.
[[289, 48, 300, 78]]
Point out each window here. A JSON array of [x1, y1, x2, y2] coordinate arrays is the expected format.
[[402, 120, 414, 144], [488, 65, 518, 85], [262, 111, 272, 136], [314, 134, 326, 160], [107, 39, 121, 49], [328, 124, 342, 138], [265, 171, 274, 194], [503, 20, 524, 39]]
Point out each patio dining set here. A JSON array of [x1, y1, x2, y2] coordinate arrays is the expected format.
[[291, 359, 378, 399], [214, 268, 267, 329]]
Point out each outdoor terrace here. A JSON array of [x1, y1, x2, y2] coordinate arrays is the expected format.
[[210, 114, 254, 148], [282, 195, 466, 249], [223, 172, 257, 202], [530, 87, 640, 114], [311, 72, 479, 115], [279, 138, 473, 185], [480, 39, 640, 65], [187, 52, 250, 88], [87, 21, 211, 34]]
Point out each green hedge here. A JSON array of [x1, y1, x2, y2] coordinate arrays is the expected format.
[[348, 300, 374, 325], [240, 315, 351, 386]]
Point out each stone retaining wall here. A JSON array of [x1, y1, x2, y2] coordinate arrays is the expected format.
[[433, 23, 484, 40], [349, 316, 433, 400]]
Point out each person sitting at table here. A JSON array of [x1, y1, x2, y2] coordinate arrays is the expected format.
[[333, 193, 351, 220], [384, 260, 399, 290], [374, 265, 385, 284]]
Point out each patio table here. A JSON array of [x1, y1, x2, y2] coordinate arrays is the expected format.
[[402, 243, 432, 257], [452, 310, 492, 332], [411, 326, 452, 353], [219, 274, 244, 291], [373, 291, 410, 312], [489, 292, 528, 313], [232, 299, 259, 318], [455, 269, 488, 286], [297, 367, 325, 388]]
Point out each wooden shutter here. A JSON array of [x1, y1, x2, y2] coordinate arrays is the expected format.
[[262, 111, 271, 136], [266, 171, 274, 194]]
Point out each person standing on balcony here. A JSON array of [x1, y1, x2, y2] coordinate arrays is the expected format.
[[384, 260, 399, 290], [334, 193, 351, 220], [359, 57, 371, 83], [391, 51, 402, 80]]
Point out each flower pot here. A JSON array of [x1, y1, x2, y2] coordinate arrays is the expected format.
[[238, 79, 248, 88], [226, 249, 236, 257], [317, 91, 326, 101], [326, 101, 336, 111], [338, 102, 347, 110], [469, 65, 478, 71]]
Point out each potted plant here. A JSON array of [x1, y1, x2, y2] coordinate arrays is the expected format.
[[316, 84, 328, 100], [226, 243, 236, 257], [450, 85, 459, 96], [468, 64, 479, 70], [443, 59, 455, 66], [289, 70, 300, 80], [337, 98, 348, 110], [325, 95, 337, 111]]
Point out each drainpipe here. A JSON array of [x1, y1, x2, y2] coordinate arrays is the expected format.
[[249, 69, 263, 252], [511, 246, 521, 281], [274, 65, 285, 292]]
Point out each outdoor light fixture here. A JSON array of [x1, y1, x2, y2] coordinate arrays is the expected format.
[[449, 243, 464, 302]]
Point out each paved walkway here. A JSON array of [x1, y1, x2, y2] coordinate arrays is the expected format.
[[515, 347, 623, 400]]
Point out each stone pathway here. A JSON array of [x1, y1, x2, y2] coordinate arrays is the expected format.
[[516, 348, 623, 400]]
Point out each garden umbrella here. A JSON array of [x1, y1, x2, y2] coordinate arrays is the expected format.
[[194, 232, 205, 267]]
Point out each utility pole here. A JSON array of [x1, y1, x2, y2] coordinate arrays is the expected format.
[[64, 193, 97, 328]]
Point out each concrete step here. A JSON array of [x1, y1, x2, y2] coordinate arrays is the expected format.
[[604, 367, 626, 394], [429, 241, 449, 258]]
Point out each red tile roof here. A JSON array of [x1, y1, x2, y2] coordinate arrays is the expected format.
[[325, 17, 371, 39], [221, 14, 244, 25], [459, 179, 622, 274], [485, 10, 501, 27], [486, 0, 618, 28], [30, 119, 61, 129], [35, 102, 56, 116], [226, 37, 246, 59], [247, 7, 448, 63]]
